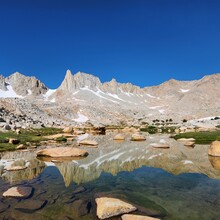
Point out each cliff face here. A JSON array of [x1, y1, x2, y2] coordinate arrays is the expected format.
[[6, 72, 48, 96]]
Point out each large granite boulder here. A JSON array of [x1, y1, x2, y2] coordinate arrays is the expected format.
[[37, 147, 88, 158], [208, 141, 220, 156], [95, 197, 136, 219]]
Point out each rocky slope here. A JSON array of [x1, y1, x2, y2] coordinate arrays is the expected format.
[[0, 70, 219, 127]]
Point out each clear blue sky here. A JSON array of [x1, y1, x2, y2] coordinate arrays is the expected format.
[[0, 0, 220, 89]]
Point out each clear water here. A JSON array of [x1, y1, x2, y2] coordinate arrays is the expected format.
[[0, 135, 220, 220]]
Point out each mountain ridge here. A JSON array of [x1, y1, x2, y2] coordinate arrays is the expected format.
[[0, 69, 219, 127]]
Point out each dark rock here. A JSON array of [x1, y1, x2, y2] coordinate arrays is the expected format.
[[72, 199, 91, 217], [15, 199, 47, 213], [72, 186, 86, 195], [0, 202, 10, 213]]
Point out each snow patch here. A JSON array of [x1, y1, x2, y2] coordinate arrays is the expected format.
[[146, 94, 157, 98], [0, 85, 24, 98], [159, 109, 165, 114], [43, 89, 56, 101], [50, 98, 56, 103], [149, 106, 163, 110], [182, 160, 193, 165], [27, 89, 32, 95], [180, 89, 190, 93], [77, 133, 89, 143], [148, 153, 163, 160], [80, 87, 119, 104], [73, 112, 88, 123]]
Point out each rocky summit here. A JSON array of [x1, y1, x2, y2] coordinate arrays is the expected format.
[[0, 70, 219, 128]]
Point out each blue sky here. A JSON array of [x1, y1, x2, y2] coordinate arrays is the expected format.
[[0, 0, 220, 89]]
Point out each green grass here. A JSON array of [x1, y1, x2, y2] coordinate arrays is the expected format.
[[55, 136, 67, 142], [174, 131, 220, 144], [0, 127, 62, 152]]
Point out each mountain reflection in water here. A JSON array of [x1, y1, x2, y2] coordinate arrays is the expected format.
[[0, 134, 220, 219]]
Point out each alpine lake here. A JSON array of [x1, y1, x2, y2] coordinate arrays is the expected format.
[[0, 132, 220, 220]]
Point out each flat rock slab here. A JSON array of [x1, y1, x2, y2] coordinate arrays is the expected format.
[[96, 197, 137, 219], [3, 186, 33, 198], [150, 143, 170, 149], [177, 138, 195, 143], [122, 214, 161, 220], [15, 199, 47, 213], [79, 140, 98, 146], [6, 166, 27, 171], [37, 147, 88, 158]]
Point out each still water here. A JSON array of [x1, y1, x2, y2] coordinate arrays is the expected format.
[[0, 134, 220, 220]]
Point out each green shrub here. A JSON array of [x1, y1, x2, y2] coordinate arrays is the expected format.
[[56, 136, 67, 142]]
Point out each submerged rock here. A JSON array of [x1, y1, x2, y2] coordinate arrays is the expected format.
[[37, 147, 89, 158], [208, 141, 220, 156], [95, 197, 136, 219], [3, 186, 33, 198], [15, 199, 47, 213]]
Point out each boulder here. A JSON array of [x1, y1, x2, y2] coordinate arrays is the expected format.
[[15, 199, 47, 213], [37, 147, 88, 158], [79, 140, 98, 146], [63, 127, 73, 133], [95, 197, 136, 219], [131, 134, 146, 141], [122, 214, 160, 220], [113, 134, 125, 140], [184, 141, 195, 147], [208, 141, 220, 156], [16, 144, 26, 150], [4, 124, 11, 130], [3, 186, 33, 198], [150, 143, 170, 149], [9, 138, 20, 144], [16, 129, 21, 134]]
